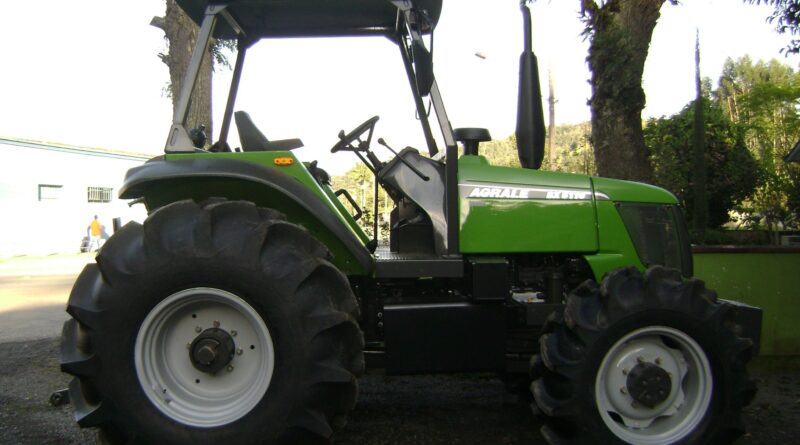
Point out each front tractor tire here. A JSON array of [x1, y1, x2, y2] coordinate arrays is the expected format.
[[531, 267, 756, 445], [60, 199, 364, 444]]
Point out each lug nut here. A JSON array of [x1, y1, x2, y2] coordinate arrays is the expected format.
[[620, 386, 627, 395], [655, 357, 663, 365], [230, 330, 237, 337], [622, 368, 629, 375], [195, 326, 202, 333], [186, 343, 192, 349], [637, 356, 645, 363], [227, 365, 234, 372], [236, 348, 243, 356], [213, 320, 220, 328]]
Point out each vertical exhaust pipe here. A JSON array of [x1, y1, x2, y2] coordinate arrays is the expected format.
[[516, 1, 545, 170]]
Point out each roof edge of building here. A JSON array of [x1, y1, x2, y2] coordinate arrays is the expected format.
[[0, 136, 154, 161]]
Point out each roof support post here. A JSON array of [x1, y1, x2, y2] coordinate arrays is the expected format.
[[396, 5, 459, 255], [165, 5, 226, 153], [397, 36, 438, 157], [427, 79, 459, 256], [217, 41, 248, 149]]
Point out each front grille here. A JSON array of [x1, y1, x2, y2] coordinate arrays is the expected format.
[[617, 203, 692, 276]]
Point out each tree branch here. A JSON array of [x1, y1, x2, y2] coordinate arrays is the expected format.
[[150, 16, 166, 32], [580, 0, 599, 18]]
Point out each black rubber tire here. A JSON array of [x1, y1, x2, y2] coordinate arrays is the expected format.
[[531, 266, 756, 445], [60, 199, 364, 445]]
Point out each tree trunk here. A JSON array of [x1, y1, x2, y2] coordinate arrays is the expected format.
[[153, 0, 213, 140], [583, 0, 670, 182]]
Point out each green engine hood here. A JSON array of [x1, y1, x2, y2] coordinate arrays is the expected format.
[[457, 156, 600, 253], [456, 156, 679, 268], [591, 176, 678, 204]]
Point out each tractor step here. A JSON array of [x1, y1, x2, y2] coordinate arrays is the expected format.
[[374, 246, 462, 278]]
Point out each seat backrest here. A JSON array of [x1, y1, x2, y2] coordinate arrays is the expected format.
[[378, 148, 447, 254], [234, 111, 304, 152]]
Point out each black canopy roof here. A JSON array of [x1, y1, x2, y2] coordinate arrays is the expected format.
[[176, 0, 442, 39]]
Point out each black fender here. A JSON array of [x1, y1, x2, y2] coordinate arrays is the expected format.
[[119, 156, 374, 275]]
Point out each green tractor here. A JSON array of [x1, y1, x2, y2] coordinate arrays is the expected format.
[[60, 1, 760, 444]]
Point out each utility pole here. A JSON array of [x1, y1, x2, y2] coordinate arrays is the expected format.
[[547, 66, 556, 168], [691, 29, 708, 241]]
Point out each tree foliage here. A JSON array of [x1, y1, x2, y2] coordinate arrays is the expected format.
[[639, 55, 800, 243], [330, 163, 391, 239], [546, 122, 597, 175], [644, 99, 759, 230], [479, 124, 595, 175], [716, 56, 800, 240], [745, 0, 800, 53], [479, 136, 521, 168]]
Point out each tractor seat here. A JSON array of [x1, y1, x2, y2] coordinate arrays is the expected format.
[[234, 111, 304, 152], [378, 147, 447, 254]]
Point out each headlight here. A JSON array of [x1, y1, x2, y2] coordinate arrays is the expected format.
[[616, 203, 693, 276]]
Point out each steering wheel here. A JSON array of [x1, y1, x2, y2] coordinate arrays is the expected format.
[[330, 116, 380, 153]]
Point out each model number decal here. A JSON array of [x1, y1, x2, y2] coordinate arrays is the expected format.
[[460, 183, 607, 201], [544, 190, 592, 200]]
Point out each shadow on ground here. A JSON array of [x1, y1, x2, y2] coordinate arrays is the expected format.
[[0, 338, 797, 444]]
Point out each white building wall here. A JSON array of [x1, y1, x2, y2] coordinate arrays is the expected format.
[[0, 139, 150, 257]]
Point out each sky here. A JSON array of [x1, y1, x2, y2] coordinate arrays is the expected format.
[[0, 0, 795, 174]]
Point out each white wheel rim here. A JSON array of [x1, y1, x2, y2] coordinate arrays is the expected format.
[[595, 326, 713, 444], [135, 287, 275, 428]]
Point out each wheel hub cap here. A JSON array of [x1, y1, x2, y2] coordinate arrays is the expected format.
[[626, 362, 672, 408], [190, 328, 235, 373], [594, 326, 713, 445], [135, 287, 275, 427]]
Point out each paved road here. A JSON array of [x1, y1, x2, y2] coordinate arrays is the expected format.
[[0, 275, 77, 342], [0, 254, 91, 342]]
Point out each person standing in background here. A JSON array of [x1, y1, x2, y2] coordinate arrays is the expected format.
[[88, 215, 103, 252]]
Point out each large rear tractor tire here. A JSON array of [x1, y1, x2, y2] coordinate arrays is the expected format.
[[531, 266, 756, 445], [60, 199, 364, 444]]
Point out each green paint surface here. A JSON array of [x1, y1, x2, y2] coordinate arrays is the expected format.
[[694, 252, 800, 356], [592, 176, 678, 204], [459, 155, 595, 189], [583, 201, 645, 280], [458, 156, 598, 253], [456, 156, 649, 277]]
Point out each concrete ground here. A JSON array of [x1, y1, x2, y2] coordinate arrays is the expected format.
[[0, 253, 93, 342]]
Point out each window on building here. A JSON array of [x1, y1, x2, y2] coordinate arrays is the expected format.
[[87, 187, 113, 203], [38, 184, 63, 201]]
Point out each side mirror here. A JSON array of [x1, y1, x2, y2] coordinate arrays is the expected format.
[[412, 40, 434, 97]]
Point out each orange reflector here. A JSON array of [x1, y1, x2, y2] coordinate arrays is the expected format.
[[273, 157, 294, 166]]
